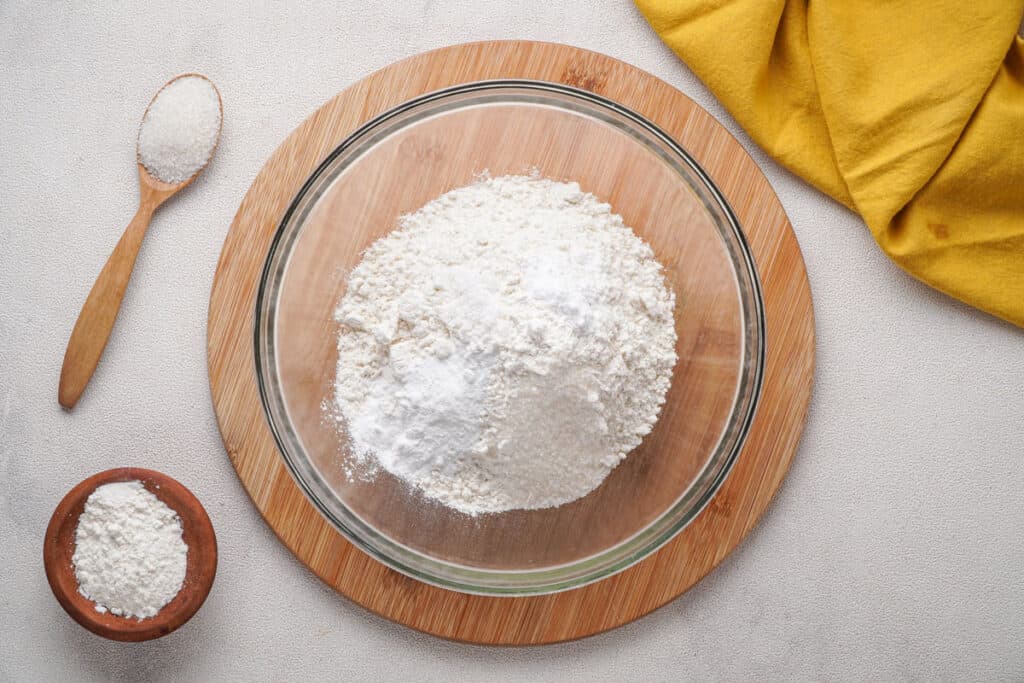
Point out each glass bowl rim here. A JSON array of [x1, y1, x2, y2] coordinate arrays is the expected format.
[[254, 79, 767, 595]]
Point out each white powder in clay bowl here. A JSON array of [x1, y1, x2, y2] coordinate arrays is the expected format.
[[72, 480, 188, 619], [137, 75, 221, 184], [332, 175, 678, 516]]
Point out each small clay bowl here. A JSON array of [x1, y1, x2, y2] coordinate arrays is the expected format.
[[44, 467, 217, 641]]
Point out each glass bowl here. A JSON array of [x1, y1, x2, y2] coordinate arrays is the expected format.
[[255, 81, 764, 595]]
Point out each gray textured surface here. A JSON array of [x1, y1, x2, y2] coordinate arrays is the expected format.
[[2, 2, 1023, 681]]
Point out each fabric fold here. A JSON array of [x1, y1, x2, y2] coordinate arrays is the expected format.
[[636, 0, 1024, 326]]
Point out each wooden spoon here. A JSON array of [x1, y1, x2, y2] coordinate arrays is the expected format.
[[43, 468, 217, 641], [58, 73, 222, 409]]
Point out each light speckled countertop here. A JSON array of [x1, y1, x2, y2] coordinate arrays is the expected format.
[[2, 2, 1023, 681]]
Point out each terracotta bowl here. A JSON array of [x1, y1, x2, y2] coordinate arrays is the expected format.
[[43, 467, 217, 641]]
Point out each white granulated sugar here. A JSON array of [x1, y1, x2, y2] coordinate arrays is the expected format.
[[333, 175, 677, 515], [72, 480, 188, 619], [137, 75, 220, 184]]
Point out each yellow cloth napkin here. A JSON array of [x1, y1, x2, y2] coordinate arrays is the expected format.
[[635, 0, 1024, 326]]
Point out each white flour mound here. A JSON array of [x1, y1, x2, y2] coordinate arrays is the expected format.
[[333, 175, 677, 515], [72, 481, 188, 619]]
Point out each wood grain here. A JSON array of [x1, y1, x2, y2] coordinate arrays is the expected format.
[[207, 41, 815, 644], [43, 468, 218, 642]]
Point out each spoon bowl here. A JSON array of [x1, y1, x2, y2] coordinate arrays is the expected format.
[[136, 72, 223, 190], [43, 468, 217, 641]]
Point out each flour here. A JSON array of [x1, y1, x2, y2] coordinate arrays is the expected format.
[[333, 175, 677, 514], [72, 481, 188, 619]]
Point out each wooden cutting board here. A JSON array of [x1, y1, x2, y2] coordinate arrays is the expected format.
[[207, 40, 815, 644]]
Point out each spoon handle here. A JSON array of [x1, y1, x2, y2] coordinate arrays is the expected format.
[[58, 198, 158, 409]]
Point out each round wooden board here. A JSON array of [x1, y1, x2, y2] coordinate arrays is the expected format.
[[208, 41, 814, 645]]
